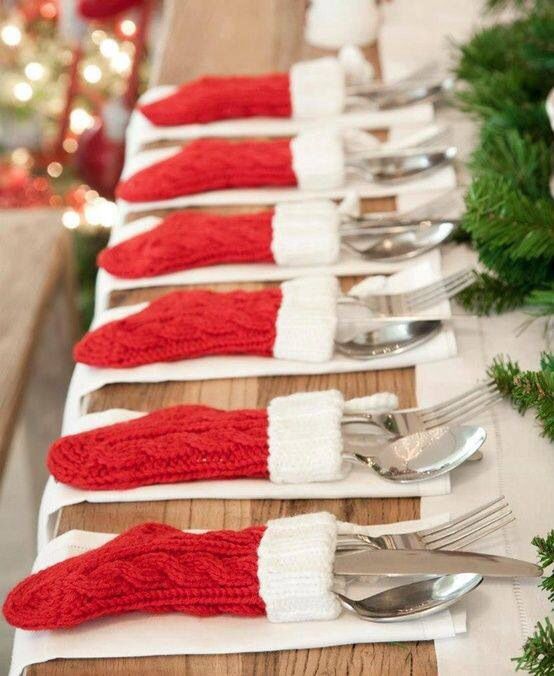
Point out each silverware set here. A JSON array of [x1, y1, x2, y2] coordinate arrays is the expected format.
[[331, 497, 539, 623], [334, 268, 475, 357]]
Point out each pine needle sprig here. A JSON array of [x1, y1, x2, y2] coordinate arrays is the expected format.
[[514, 618, 554, 675], [456, 272, 530, 315], [487, 353, 554, 440], [514, 531, 554, 675]]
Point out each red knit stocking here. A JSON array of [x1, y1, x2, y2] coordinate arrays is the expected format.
[[48, 405, 270, 489], [73, 288, 283, 368], [140, 74, 291, 126], [3, 522, 266, 630], [116, 139, 296, 202], [98, 210, 274, 279]]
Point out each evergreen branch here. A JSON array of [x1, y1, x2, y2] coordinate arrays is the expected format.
[[456, 272, 530, 315], [514, 617, 554, 675], [487, 353, 554, 441]]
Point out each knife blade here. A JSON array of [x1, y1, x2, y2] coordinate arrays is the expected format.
[[333, 549, 542, 578]]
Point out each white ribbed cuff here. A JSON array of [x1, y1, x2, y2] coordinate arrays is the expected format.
[[273, 276, 339, 362], [290, 131, 345, 190], [267, 390, 346, 483], [257, 512, 340, 622], [271, 200, 340, 266], [289, 57, 345, 119]]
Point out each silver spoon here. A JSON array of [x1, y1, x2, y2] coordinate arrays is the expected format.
[[347, 145, 457, 184], [337, 573, 482, 622], [342, 425, 486, 482], [335, 318, 442, 359], [340, 219, 457, 261]]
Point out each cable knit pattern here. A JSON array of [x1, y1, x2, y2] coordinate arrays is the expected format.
[[273, 276, 339, 362], [3, 522, 266, 630], [116, 138, 297, 202], [267, 390, 346, 483], [139, 74, 292, 126], [98, 210, 275, 279], [73, 288, 283, 368], [47, 405, 270, 490], [257, 512, 340, 622]]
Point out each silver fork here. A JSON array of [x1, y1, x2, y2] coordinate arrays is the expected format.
[[341, 380, 502, 438], [339, 267, 475, 317], [337, 496, 514, 552]]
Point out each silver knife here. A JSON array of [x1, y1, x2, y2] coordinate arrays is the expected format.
[[334, 549, 542, 578]]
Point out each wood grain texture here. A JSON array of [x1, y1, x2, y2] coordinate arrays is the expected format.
[[28, 2, 437, 673], [0, 209, 75, 477]]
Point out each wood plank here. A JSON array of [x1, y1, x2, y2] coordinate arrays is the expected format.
[[0, 209, 75, 477], [28, 2, 437, 673]]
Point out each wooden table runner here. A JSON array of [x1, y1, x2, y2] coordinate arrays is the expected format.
[[29, 2, 437, 673]]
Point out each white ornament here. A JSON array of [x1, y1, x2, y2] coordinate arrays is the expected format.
[[305, 0, 380, 49]]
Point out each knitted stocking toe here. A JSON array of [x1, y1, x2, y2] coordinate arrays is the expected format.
[[116, 139, 296, 202], [3, 522, 266, 630], [48, 405, 270, 489], [73, 288, 283, 368], [98, 210, 274, 278], [140, 74, 291, 126]]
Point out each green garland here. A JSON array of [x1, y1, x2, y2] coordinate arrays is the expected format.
[[453, 2, 554, 316], [513, 532, 554, 675], [488, 352, 554, 441], [488, 352, 554, 672]]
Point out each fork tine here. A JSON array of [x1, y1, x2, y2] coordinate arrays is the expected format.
[[427, 513, 515, 551], [421, 499, 510, 544], [417, 496, 507, 537], [405, 269, 473, 305], [419, 380, 497, 418], [408, 273, 475, 311], [407, 275, 475, 313], [422, 392, 503, 428], [437, 515, 516, 552]]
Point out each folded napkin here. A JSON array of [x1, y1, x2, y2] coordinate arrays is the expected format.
[[74, 276, 339, 368], [9, 512, 457, 629], [117, 124, 451, 203], [48, 390, 399, 489], [94, 191, 450, 314], [140, 47, 376, 127], [63, 261, 457, 429], [9, 515, 464, 676], [117, 130, 457, 217], [98, 201, 340, 279], [125, 47, 434, 158]]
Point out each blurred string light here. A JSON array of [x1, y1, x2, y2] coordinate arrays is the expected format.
[[62, 209, 80, 229], [83, 63, 102, 83], [119, 19, 136, 37], [1, 23, 22, 46], [24, 62, 45, 81], [70, 108, 94, 134], [13, 81, 33, 102]]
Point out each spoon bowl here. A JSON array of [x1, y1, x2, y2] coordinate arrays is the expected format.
[[342, 220, 456, 261], [335, 318, 442, 360], [343, 425, 487, 482], [337, 573, 482, 622]]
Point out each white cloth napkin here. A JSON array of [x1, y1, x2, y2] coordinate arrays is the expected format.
[[10, 515, 467, 676], [117, 125, 457, 220], [126, 87, 434, 157], [63, 258, 457, 429], [39, 394, 451, 548], [94, 190, 452, 314]]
